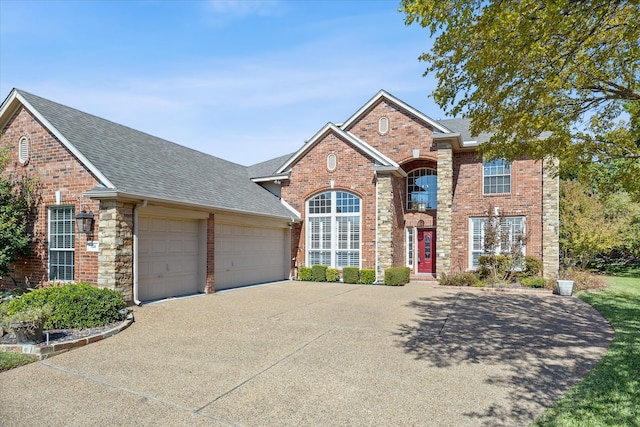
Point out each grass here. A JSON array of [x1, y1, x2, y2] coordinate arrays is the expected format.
[[532, 273, 640, 426], [0, 352, 37, 372]]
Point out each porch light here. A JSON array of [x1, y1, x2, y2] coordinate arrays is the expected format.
[[417, 202, 427, 212], [75, 210, 94, 234]]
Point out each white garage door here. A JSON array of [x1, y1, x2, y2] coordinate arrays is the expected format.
[[215, 222, 288, 291], [138, 215, 203, 301]]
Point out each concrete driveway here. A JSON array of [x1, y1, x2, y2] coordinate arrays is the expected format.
[[0, 281, 612, 426]]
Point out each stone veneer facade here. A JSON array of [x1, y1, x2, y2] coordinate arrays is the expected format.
[[375, 173, 394, 280], [435, 142, 453, 277], [542, 158, 560, 279], [97, 201, 134, 302]]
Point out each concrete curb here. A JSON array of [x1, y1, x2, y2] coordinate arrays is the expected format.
[[0, 313, 134, 360]]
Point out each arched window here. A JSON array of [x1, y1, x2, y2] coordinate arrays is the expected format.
[[306, 191, 361, 268], [18, 136, 29, 164], [407, 168, 437, 210]]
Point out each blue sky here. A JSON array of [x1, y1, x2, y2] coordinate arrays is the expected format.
[[0, 0, 443, 166]]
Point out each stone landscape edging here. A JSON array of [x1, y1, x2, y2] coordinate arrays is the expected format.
[[0, 313, 134, 360]]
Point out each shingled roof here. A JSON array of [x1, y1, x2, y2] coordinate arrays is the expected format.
[[4, 89, 297, 220]]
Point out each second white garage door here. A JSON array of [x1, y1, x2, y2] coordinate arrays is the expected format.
[[215, 221, 289, 291], [138, 215, 204, 301]]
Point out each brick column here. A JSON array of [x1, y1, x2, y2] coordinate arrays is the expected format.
[[436, 142, 453, 277], [376, 173, 394, 281], [97, 200, 134, 302], [542, 157, 560, 279]]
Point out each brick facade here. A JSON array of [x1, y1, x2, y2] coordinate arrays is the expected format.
[[282, 96, 556, 280], [0, 105, 101, 288]]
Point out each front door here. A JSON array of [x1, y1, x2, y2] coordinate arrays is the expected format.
[[417, 228, 435, 273]]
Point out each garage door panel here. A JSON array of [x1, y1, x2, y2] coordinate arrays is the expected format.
[[215, 223, 287, 291], [139, 216, 202, 301]]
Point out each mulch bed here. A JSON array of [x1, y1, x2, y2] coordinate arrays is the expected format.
[[0, 322, 121, 346]]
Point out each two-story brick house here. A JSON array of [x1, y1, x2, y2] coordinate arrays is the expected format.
[[0, 88, 558, 303], [262, 90, 559, 281]]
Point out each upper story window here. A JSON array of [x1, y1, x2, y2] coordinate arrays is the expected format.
[[407, 168, 437, 210], [307, 191, 361, 269], [483, 159, 511, 194], [18, 136, 29, 164], [378, 116, 389, 134]]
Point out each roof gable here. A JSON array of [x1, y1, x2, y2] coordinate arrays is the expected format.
[[340, 90, 452, 134], [275, 123, 399, 174]]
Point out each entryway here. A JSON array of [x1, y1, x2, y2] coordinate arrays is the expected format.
[[417, 228, 435, 274]]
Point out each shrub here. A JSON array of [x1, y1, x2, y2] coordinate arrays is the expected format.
[[478, 254, 511, 281], [326, 268, 340, 282], [563, 269, 609, 292], [521, 277, 547, 288], [343, 267, 359, 284], [439, 271, 483, 287], [384, 267, 410, 286], [358, 269, 376, 284], [524, 256, 544, 278], [311, 265, 327, 282], [298, 267, 312, 281], [4, 283, 126, 329]]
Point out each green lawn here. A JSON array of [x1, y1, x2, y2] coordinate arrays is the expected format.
[[532, 274, 640, 426], [0, 352, 37, 372]]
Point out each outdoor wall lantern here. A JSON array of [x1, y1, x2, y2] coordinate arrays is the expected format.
[[75, 210, 94, 234]]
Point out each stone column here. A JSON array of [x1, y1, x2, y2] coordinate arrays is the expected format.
[[542, 157, 560, 279], [97, 200, 134, 302], [376, 173, 394, 281], [436, 142, 453, 277]]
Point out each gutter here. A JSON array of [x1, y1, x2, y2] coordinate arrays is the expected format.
[[132, 200, 148, 306]]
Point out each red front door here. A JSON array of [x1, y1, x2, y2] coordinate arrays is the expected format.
[[417, 229, 435, 273]]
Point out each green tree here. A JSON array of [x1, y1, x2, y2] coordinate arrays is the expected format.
[[401, 0, 640, 194], [559, 180, 624, 268], [0, 148, 38, 279]]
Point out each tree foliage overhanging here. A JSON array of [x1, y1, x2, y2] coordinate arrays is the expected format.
[[0, 148, 38, 278], [401, 0, 640, 195]]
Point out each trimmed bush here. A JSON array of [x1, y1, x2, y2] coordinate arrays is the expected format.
[[524, 256, 544, 278], [311, 264, 327, 282], [521, 277, 547, 288], [478, 254, 511, 280], [4, 283, 126, 329], [326, 268, 340, 282], [384, 267, 410, 286], [298, 266, 312, 281], [439, 271, 483, 287], [358, 269, 376, 284], [343, 267, 360, 284]]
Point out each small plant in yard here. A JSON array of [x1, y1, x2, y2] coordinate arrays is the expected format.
[[343, 267, 359, 284], [311, 265, 327, 282], [326, 268, 340, 282], [384, 267, 410, 286], [298, 266, 312, 281], [439, 271, 483, 287], [3, 283, 126, 329], [0, 352, 37, 372], [358, 269, 376, 284], [520, 277, 547, 288]]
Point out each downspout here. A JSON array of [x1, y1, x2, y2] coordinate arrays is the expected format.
[[132, 200, 148, 306], [374, 170, 379, 282]]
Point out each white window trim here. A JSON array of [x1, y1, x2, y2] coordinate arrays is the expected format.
[[469, 216, 526, 270], [483, 159, 512, 195], [406, 227, 414, 268], [306, 191, 361, 269], [48, 206, 75, 282], [407, 168, 437, 210]]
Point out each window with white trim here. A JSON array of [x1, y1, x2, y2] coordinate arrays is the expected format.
[[307, 191, 361, 268], [49, 206, 75, 281], [18, 136, 29, 164], [406, 227, 414, 267], [470, 216, 525, 270], [407, 168, 437, 210], [483, 159, 511, 194]]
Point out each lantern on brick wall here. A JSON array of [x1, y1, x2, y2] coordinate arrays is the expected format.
[[75, 210, 94, 234]]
